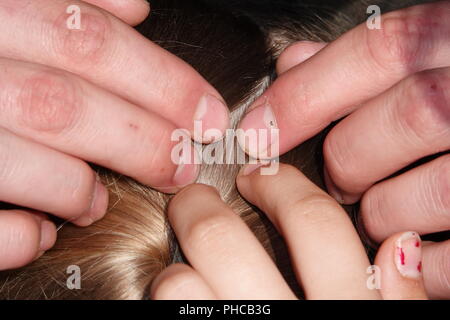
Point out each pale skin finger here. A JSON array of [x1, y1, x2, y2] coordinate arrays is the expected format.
[[361, 155, 450, 242], [0, 0, 229, 143], [82, 0, 150, 25], [150, 264, 217, 300], [0, 58, 199, 192], [168, 184, 295, 300], [237, 1, 450, 159], [0, 210, 57, 270], [236, 163, 380, 299], [276, 41, 327, 74], [375, 232, 428, 300], [422, 240, 450, 299], [324, 68, 450, 204], [0, 128, 108, 226]]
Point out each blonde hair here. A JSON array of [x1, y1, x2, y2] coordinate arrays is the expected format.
[[0, 0, 420, 299]]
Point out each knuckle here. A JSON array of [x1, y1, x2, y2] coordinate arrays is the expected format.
[[283, 193, 343, 228], [18, 71, 81, 134], [399, 72, 450, 143], [366, 14, 426, 73], [176, 184, 218, 201], [53, 9, 110, 65], [169, 184, 219, 218]]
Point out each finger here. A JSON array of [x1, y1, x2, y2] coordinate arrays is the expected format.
[[276, 41, 327, 74], [0, 128, 108, 226], [0, 210, 57, 270], [375, 231, 428, 300], [150, 264, 217, 300], [82, 0, 150, 25], [0, 58, 199, 192], [168, 184, 295, 300], [236, 163, 380, 299], [0, 0, 229, 143], [238, 1, 450, 158], [324, 68, 450, 204], [422, 240, 450, 299], [361, 155, 450, 242]]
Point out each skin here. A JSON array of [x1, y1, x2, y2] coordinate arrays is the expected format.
[[2, 0, 446, 299], [152, 164, 428, 300], [0, 0, 229, 270], [237, 1, 450, 298]]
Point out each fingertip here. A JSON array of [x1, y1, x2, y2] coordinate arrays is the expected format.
[[323, 166, 344, 204], [150, 264, 175, 300], [276, 41, 327, 74], [375, 231, 428, 300], [72, 178, 109, 227], [0, 210, 42, 270], [160, 146, 201, 194], [150, 264, 215, 300], [39, 220, 57, 252], [125, 0, 151, 26], [169, 184, 219, 211], [192, 94, 230, 144], [236, 163, 294, 206], [323, 166, 360, 205], [237, 101, 279, 159], [238, 162, 265, 177], [84, 0, 151, 26]]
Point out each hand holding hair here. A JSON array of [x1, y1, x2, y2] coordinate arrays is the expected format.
[[152, 164, 428, 300], [237, 1, 450, 299], [0, 0, 228, 270]]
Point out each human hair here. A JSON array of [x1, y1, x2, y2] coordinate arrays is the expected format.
[[0, 0, 428, 299]]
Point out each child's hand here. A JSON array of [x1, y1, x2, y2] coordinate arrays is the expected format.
[[151, 164, 428, 300]]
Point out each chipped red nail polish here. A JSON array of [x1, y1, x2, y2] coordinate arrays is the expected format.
[[395, 231, 423, 279]]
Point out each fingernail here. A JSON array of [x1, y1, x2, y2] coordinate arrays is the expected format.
[[323, 166, 344, 204], [193, 94, 230, 143], [172, 141, 200, 188], [395, 231, 423, 279], [73, 179, 109, 227], [237, 101, 278, 159], [39, 220, 57, 251]]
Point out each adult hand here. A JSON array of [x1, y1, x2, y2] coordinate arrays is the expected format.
[[151, 164, 428, 300], [0, 0, 229, 270], [237, 1, 449, 298]]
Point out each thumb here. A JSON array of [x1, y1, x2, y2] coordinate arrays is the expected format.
[[375, 231, 428, 300]]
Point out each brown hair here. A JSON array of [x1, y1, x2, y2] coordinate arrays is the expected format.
[[0, 0, 427, 299]]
